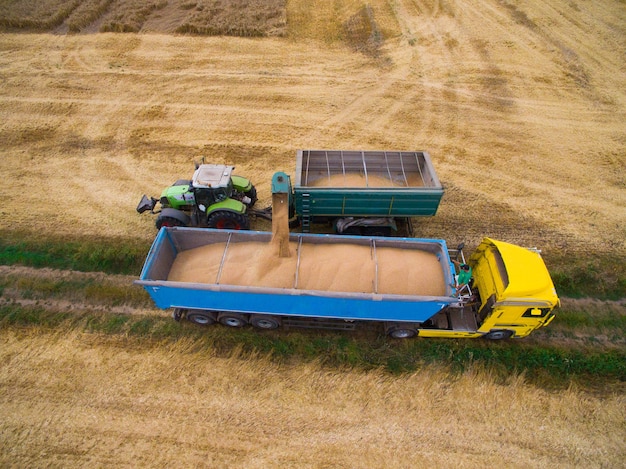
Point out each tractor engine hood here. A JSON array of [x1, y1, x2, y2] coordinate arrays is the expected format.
[[161, 184, 194, 206]]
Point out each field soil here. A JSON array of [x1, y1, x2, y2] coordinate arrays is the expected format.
[[1, 328, 624, 468], [0, 0, 625, 467]]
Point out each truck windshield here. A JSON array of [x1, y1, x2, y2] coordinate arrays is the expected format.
[[491, 247, 509, 291]]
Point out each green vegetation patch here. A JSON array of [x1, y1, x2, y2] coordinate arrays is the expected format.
[[0, 231, 148, 276], [2, 229, 623, 299], [548, 252, 626, 300], [554, 307, 626, 332], [0, 273, 151, 308]]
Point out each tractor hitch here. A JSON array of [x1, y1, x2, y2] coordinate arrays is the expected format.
[[248, 206, 273, 221], [136, 195, 158, 214]]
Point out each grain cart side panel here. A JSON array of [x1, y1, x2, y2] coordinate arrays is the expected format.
[[294, 150, 444, 218], [295, 189, 444, 217]]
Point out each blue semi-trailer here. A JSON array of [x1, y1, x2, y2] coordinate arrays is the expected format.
[[136, 227, 461, 338]]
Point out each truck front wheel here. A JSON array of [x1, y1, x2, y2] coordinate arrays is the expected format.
[[483, 330, 514, 340], [207, 211, 250, 230], [385, 323, 418, 339]]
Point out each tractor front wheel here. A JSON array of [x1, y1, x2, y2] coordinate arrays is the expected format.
[[207, 211, 250, 230], [156, 208, 190, 230], [156, 216, 185, 229]]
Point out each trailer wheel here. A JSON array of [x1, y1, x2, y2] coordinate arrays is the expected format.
[[250, 315, 281, 330], [362, 226, 392, 237], [483, 330, 514, 340], [207, 211, 250, 230], [172, 308, 185, 322], [187, 311, 217, 326], [218, 312, 248, 328], [385, 323, 418, 339]]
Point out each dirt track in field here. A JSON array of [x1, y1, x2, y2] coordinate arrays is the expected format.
[[1, 263, 624, 350]]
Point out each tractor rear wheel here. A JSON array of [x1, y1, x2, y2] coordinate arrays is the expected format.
[[207, 211, 250, 230]]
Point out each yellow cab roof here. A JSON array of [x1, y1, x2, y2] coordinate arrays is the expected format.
[[484, 238, 559, 304]]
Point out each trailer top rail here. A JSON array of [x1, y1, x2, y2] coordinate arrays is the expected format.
[[295, 150, 442, 189]]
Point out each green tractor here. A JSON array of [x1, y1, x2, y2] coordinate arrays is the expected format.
[[137, 164, 257, 230]]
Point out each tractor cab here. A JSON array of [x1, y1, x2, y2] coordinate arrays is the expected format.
[[137, 162, 257, 231], [191, 165, 236, 209]]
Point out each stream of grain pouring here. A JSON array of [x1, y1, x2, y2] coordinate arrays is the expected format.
[[271, 192, 291, 258]]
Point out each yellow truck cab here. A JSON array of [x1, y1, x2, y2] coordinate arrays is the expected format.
[[418, 238, 559, 339], [469, 238, 559, 339]]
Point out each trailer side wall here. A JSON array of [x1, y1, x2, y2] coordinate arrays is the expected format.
[[294, 150, 444, 218], [136, 228, 456, 323]]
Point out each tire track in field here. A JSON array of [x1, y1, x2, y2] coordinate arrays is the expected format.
[[0, 95, 304, 119], [396, 0, 463, 142], [1, 265, 624, 350], [0, 265, 162, 317], [300, 0, 460, 145], [0, 296, 163, 317]]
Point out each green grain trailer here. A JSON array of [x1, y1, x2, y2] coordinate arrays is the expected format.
[[285, 150, 444, 235]]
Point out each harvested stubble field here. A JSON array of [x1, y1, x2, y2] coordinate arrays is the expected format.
[[1, 0, 625, 467]]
